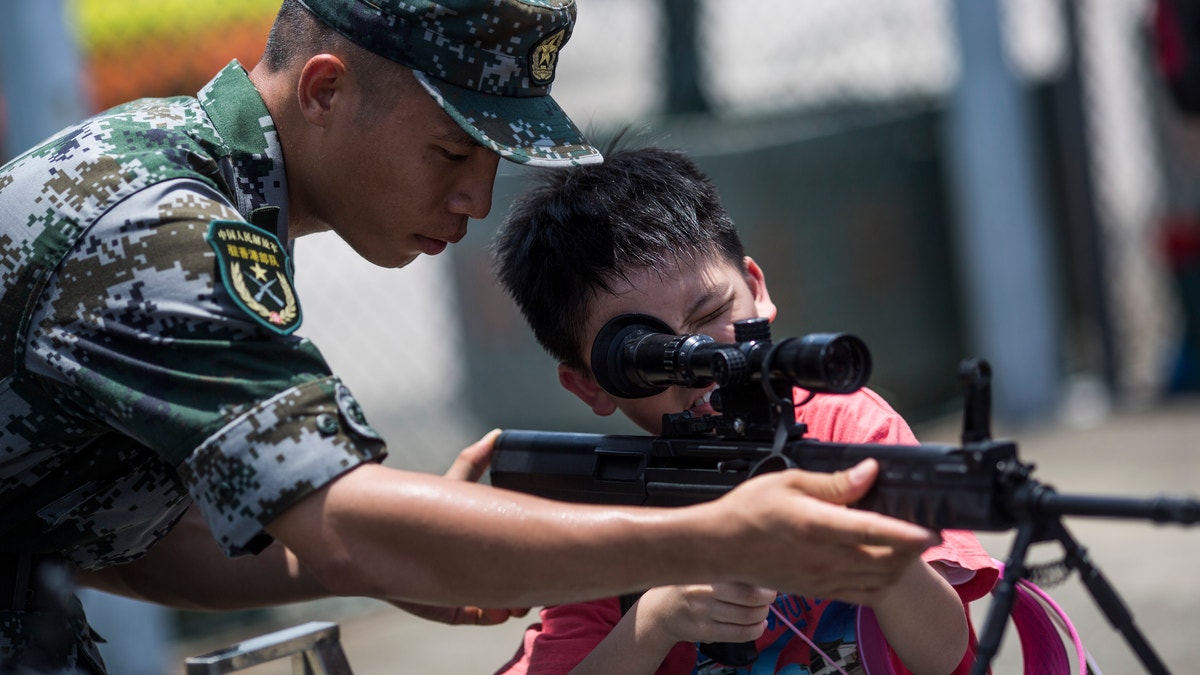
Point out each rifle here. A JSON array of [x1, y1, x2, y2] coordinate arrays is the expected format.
[[490, 313, 1200, 674]]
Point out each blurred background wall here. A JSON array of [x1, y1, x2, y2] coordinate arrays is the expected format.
[[4, 0, 1200, 669]]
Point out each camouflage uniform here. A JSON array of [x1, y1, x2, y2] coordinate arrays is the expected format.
[[0, 1, 598, 670], [0, 62, 386, 672]]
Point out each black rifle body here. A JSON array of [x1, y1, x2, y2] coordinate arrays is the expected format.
[[491, 430, 1025, 531]]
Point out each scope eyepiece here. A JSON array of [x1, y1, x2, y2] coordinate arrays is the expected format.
[[590, 314, 716, 399], [589, 313, 872, 399]]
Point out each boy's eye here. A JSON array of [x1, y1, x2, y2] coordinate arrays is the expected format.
[[440, 147, 470, 161], [690, 310, 729, 336]]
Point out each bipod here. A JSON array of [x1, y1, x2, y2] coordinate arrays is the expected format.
[[960, 359, 1196, 674], [971, 513, 1170, 675]]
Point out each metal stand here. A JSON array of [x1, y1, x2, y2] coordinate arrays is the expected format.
[[960, 360, 1195, 674], [185, 621, 354, 675], [971, 517, 1169, 675]]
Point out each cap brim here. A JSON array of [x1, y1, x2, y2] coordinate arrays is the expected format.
[[413, 71, 602, 168]]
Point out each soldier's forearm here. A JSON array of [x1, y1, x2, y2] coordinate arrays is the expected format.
[[267, 462, 938, 610], [268, 463, 715, 608], [77, 505, 327, 610]]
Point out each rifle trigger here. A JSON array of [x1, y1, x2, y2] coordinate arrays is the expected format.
[[716, 459, 751, 473]]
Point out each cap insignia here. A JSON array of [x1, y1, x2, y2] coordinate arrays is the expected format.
[[530, 28, 567, 86]]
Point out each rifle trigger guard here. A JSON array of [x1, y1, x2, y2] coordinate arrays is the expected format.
[[749, 415, 795, 477]]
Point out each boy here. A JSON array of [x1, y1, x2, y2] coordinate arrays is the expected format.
[[488, 145, 999, 674]]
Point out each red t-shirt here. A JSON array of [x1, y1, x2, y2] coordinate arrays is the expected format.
[[495, 388, 999, 675]]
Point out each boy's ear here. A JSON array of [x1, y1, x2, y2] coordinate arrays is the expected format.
[[558, 363, 619, 417], [744, 256, 777, 322]]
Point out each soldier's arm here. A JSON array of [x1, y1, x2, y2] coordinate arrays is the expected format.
[[76, 504, 326, 611], [266, 459, 940, 610], [79, 434, 530, 625], [78, 503, 529, 626]]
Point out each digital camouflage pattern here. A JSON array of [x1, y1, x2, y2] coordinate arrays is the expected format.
[[299, 0, 603, 167], [0, 61, 386, 671], [0, 570, 105, 675]]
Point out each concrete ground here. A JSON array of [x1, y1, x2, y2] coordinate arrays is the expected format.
[[173, 394, 1200, 674]]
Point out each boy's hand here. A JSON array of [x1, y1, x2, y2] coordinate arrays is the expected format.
[[636, 582, 775, 646]]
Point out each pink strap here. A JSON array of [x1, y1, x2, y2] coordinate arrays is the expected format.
[[769, 605, 852, 675], [1010, 581, 1073, 673], [1012, 573, 1094, 673], [855, 607, 892, 675]]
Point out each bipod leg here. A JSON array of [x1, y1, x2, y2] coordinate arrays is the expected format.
[[970, 520, 1039, 675], [1048, 519, 1171, 675]]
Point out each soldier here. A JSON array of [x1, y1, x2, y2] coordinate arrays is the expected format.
[[0, 1, 940, 673]]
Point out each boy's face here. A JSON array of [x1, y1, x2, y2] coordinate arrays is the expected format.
[[558, 255, 777, 434]]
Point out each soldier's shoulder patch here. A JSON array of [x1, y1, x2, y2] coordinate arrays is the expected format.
[[205, 219, 302, 335]]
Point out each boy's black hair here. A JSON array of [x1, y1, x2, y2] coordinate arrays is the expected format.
[[490, 141, 746, 372]]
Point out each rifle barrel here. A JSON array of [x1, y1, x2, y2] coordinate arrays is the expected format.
[[1032, 491, 1200, 524]]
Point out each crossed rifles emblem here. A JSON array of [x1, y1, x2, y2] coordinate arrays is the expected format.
[[246, 263, 282, 305], [231, 260, 298, 329]]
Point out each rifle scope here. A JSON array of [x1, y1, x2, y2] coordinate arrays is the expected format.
[[590, 313, 872, 399]]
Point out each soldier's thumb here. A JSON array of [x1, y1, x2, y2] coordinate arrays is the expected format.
[[444, 429, 501, 483], [791, 458, 878, 506]]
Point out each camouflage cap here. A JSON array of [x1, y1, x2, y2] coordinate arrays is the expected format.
[[297, 0, 603, 167]]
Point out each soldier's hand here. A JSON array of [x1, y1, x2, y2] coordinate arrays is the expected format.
[[390, 599, 530, 626], [710, 459, 940, 606], [443, 429, 500, 483]]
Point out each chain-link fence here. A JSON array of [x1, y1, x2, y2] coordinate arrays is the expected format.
[[461, 0, 1183, 432], [1, 0, 1179, 450]]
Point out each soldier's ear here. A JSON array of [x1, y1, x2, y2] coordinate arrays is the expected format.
[[297, 54, 348, 126], [559, 363, 618, 416]]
